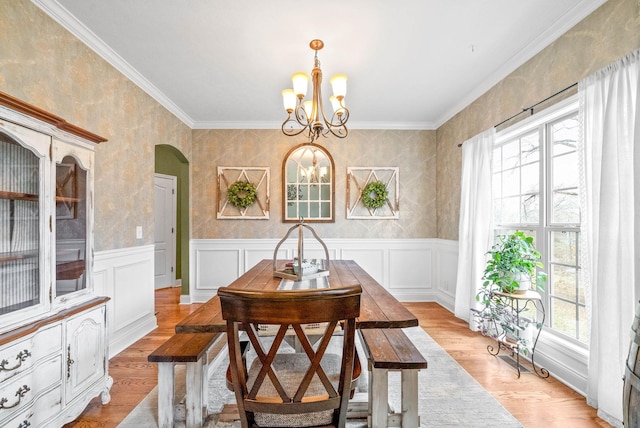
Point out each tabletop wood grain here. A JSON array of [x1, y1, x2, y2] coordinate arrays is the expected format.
[[175, 259, 417, 333]]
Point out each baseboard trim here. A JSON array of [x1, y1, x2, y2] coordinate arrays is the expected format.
[[108, 313, 157, 358]]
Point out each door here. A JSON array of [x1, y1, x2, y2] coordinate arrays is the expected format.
[[154, 174, 176, 289], [65, 304, 106, 401]]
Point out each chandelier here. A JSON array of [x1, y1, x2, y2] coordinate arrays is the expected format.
[[281, 39, 349, 143]]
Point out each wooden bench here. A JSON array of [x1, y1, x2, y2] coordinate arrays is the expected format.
[[360, 328, 428, 428], [148, 332, 222, 428]]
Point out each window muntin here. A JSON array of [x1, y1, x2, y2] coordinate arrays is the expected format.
[[549, 116, 580, 224], [493, 130, 541, 226], [494, 97, 586, 345]]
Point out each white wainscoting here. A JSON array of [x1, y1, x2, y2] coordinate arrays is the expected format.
[[93, 239, 588, 399], [94, 245, 157, 358], [187, 237, 589, 396], [189, 238, 459, 307]]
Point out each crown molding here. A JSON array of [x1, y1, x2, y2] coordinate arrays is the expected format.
[[32, 0, 196, 128], [190, 120, 437, 131], [433, 0, 608, 129], [33, 0, 606, 133]]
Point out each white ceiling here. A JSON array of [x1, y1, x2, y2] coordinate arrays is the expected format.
[[34, 0, 606, 130]]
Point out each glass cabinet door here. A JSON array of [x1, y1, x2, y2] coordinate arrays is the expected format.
[[55, 155, 88, 296], [0, 133, 42, 315]]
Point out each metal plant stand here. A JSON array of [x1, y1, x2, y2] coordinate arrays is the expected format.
[[487, 290, 550, 379]]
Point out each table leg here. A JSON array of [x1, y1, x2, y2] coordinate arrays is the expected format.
[[369, 367, 388, 428], [401, 370, 419, 428], [157, 363, 175, 428], [186, 359, 204, 428]]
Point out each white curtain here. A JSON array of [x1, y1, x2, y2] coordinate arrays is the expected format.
[[454, 128, 495, 326], [579, 48, 640, 424]]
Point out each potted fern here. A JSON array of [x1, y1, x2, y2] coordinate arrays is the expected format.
[[473, 231, 546, 355]]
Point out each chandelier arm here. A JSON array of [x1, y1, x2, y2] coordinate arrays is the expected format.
[[281, 115, 309, 137], [293, 102, 310, 127], [324, 124, 348, 139], [315, 85, 349, 138], [319, 104, 349, 139], [325, 107, 349, 128]]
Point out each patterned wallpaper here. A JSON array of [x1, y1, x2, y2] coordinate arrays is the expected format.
[[1, 0, 192, 251], [192, 129, 436, 239], [436, 0, 640, 240], [2, 0, 639, 249]]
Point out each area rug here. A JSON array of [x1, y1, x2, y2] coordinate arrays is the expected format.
[[118, 327, 523, 427]]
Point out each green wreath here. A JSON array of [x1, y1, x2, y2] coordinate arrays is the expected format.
[[361, 180, 388, 209], [227, 180, 257, 208]]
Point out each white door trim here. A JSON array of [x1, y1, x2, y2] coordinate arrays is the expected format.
[[154, 173, 177, 289]]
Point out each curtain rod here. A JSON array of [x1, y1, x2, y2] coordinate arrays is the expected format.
[[493, 82, 578, 128], [457, 82, 578, 148]]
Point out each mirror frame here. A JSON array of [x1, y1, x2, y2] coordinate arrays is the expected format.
[[282, 143, 335, 223]]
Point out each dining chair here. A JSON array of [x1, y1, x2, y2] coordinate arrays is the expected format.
[[218, 285, 362, 428]]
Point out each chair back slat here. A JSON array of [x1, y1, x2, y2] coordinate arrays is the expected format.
[[244, 322, 290, 402], [219, 285, 361, 428]]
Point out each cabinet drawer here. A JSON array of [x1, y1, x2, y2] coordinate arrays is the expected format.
[[3, 384, 63, 428], [0, 355, 62, 421], [0, 324, 62, 383]]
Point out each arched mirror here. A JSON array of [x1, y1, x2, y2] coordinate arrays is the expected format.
[[282, 143, 334, 222]]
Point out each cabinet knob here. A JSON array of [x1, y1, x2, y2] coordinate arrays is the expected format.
[[67, 345, 75, 379]]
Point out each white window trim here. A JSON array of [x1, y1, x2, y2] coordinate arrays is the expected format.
[[494, 94, 589, 395]]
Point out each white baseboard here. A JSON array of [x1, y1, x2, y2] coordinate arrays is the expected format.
[[180, 293, 191, 305], [109, 315, 157, 358]]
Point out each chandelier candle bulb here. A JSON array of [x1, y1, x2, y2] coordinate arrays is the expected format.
[[329, 95, 342, 114], [330, 74, 347, 98], [291, 72, 309, 98], [281, 89, 296, 112]]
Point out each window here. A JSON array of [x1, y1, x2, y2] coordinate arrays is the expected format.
[[493, 96, 586, 345]]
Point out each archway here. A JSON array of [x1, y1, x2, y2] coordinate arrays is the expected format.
[[155, 145, 190, 298]]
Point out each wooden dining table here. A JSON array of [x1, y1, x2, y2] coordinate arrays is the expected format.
[[175, 259, 418, 333]]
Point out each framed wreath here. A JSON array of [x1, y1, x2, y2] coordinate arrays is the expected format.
[[217, 167, 270, 219], [347, 167, 399, 219], [227, 180, 257, 208], [361, 180, 388, 209]]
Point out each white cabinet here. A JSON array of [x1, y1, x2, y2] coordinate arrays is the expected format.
[[0, 92, 110, 425], [0, 299, 111, 427], [65, 304, 109, 404]]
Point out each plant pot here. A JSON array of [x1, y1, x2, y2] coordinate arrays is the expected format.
[[512, 271, 531, 293]]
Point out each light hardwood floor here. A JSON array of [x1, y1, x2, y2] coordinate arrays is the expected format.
[[65, 287, 609, 428]]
